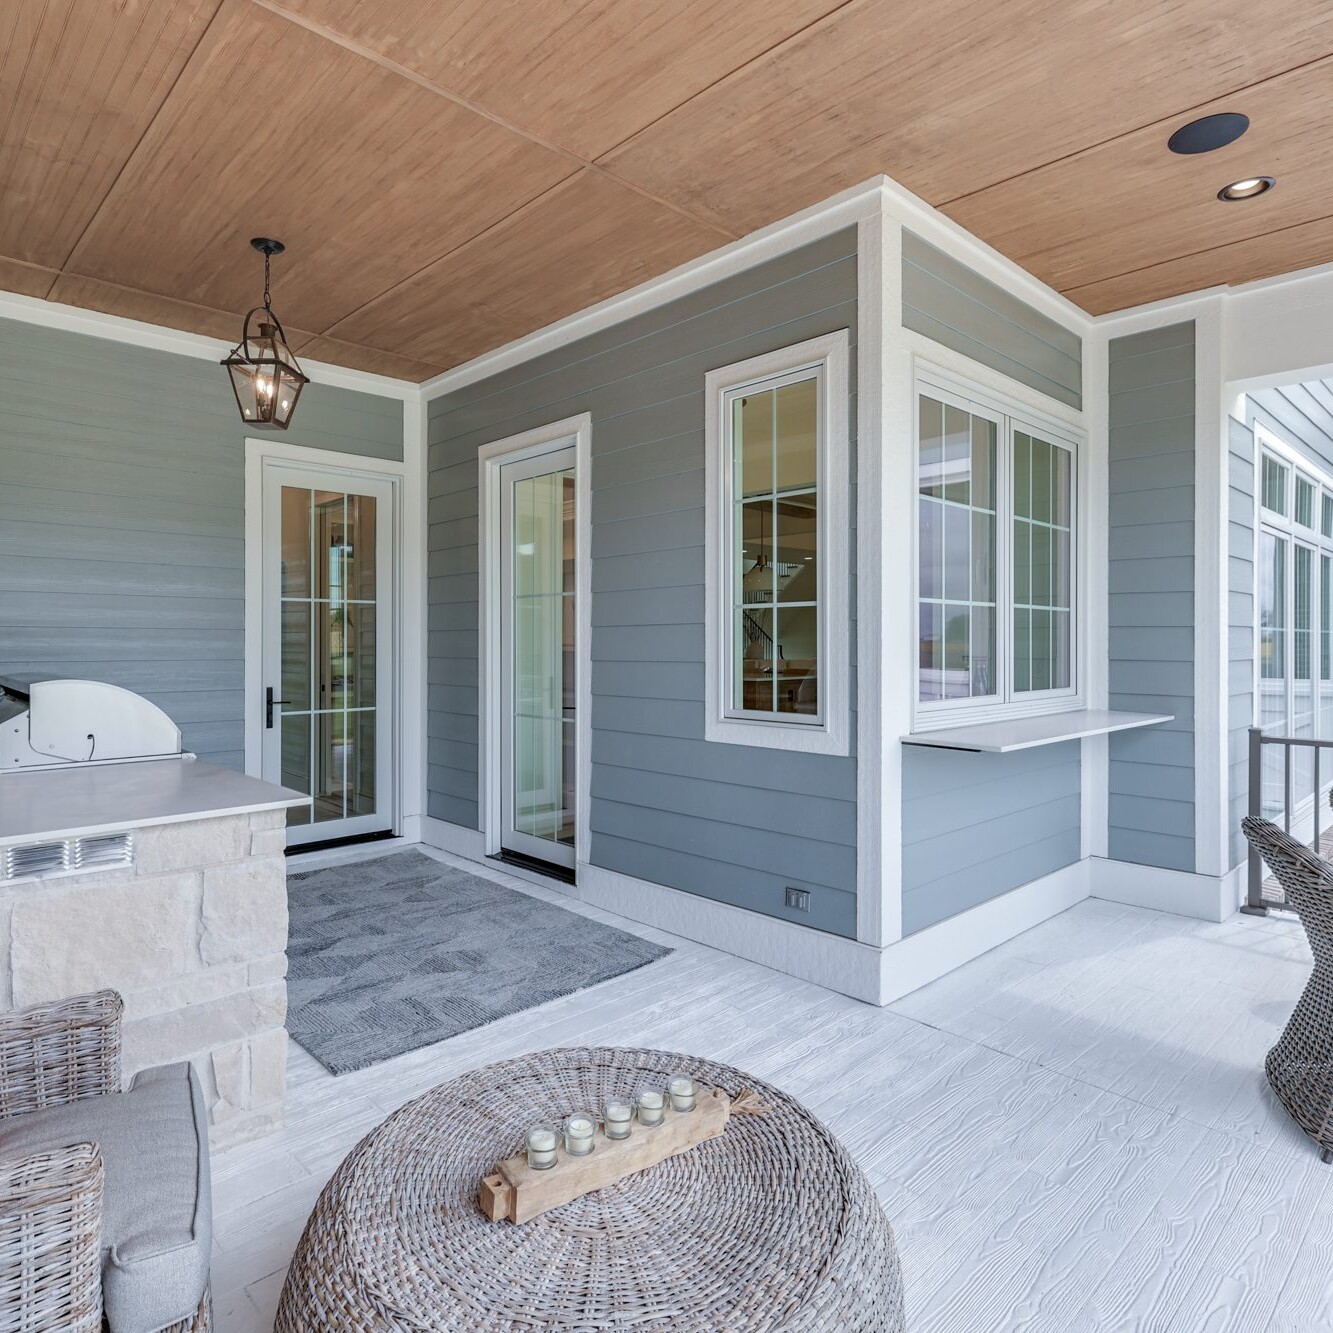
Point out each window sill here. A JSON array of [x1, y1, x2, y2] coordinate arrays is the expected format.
[[901, 709, 1173, 754]]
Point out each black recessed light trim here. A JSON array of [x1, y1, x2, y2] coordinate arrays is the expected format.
[[1218, 175, 1276, 201], [1168, 112, 1250, 155]]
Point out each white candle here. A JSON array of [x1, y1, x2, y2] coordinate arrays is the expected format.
[[564, 1113, 596, 1156], [635, 1087, 666, 1126], [668, 1075, 697, 1113], [526, 1126, 558, 1170], [604, 1100, 634, 1140]]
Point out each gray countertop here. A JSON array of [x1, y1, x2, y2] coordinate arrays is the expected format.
[[0, 756, 308, 848]]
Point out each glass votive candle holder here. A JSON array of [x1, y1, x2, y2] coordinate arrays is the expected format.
[[604, 1099, 634, 1140], [563, 1112, 597, 1156], [668, 1074, 697, 1113], [635, 1086, 666, 1127], [525, 1126, 558, 1170]]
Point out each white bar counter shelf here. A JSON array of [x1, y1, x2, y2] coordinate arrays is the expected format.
[[0, 676, 307, 1147], [901, 709, 1173, 754]]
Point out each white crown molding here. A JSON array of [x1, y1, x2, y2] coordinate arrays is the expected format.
[[0, 287, 419, 401], [422, 174, 1098, 401], [421, 177, 891, 400]]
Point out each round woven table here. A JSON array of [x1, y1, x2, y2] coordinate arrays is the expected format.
[[275, 1047, 904, 1331]]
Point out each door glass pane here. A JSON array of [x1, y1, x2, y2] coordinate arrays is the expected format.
[[511, 468, 575, 850], [732, 374, 820, 715], [313, 710, 346, 824], [281, 603, 311, 710], [281, 487, 311, 597], [281, 715, 310, 827], [345, 493, 377, 601], [917, 394, 997, 703], [277, 482, 380, 834], [350, 710, 376, 817]]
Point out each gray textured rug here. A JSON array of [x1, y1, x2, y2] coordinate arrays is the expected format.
[[285, 850, 672, 1075]]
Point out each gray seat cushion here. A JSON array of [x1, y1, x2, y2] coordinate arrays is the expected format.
[[0, 1061, 211, 1333]]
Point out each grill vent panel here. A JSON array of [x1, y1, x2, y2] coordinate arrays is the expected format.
[[2, 831, 135, 883]]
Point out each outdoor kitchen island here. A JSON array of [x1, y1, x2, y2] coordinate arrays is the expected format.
[[0, 755, 307, 1147]]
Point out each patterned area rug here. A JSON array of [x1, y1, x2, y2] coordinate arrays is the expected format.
[[286, 850, 672, 1075]]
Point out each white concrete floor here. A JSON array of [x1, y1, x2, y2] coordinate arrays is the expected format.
[[212, 844, 1333, 1331]]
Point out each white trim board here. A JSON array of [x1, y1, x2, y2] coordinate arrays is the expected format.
[[1090, 858, 1243, 923], [422, 812, 1088, 1006], [0, 288, 418, 401], [879, 860, 1091, 1004]]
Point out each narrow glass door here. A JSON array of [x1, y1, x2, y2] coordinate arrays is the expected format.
[[501, 449, 576, 868], [262, 467, 394, 846]]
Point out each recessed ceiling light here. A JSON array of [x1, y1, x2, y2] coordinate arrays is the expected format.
[[1168, 112, 1250, 154], [1218, 176, 1276, 201]]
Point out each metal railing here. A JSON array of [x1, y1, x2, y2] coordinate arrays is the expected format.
[[1245, 725, 1333, 913]]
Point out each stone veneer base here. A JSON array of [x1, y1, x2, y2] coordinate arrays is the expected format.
[[0, 809, 289, 1149]]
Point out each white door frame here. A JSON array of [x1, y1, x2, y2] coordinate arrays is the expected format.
[[478, 414, 592, 871], [244, 439, 406, 839]]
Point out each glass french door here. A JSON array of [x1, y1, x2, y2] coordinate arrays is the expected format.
[[500, 448, 577, 868], [261, 466, 394, 845]]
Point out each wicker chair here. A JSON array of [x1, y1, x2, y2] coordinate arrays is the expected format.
[[0, 990, 212, 1332], [1241, 817, 1333, 1163]]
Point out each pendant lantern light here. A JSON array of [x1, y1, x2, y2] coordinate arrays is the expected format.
[[221, 238, 308, 430]]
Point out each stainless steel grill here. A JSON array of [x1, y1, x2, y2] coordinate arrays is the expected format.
[[0, 676, 186, 774]]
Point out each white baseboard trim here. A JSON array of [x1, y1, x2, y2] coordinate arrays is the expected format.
[[878, 860, 1092, 1004], [418, 820, 1104, 1006], [421, 815, 486, 861], [1089, 857, 1243, 923], [577, 863, 883, 1003], [400, 813, 424, 844]]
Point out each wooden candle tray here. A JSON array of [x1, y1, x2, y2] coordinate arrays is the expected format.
[[480, 1086, 734, 1224]]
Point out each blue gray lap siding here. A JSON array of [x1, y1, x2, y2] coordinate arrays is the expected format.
[[897, 234, 1084, 935], [1107, 322, 1196, 873], [901, 231, 1083, 411], [427, 231, 859, 936], [0, 316, 404, 772]]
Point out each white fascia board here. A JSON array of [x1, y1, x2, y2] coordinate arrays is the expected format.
[[0, 287, 419, 401]]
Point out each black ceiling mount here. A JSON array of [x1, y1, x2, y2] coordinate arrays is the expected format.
[[1167, 113, 1250, 155], [249, 237, 285, 257]]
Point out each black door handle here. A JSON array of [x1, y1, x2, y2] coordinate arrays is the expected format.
[[265, 686, 289, 729]]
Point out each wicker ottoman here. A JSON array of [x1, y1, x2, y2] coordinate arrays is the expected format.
[[276, 1047, 904, 1331]]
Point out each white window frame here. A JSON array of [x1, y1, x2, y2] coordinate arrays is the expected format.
[[1255, 420, 1333, 732], [703, 330, 851, 755], [912, 366, 1084, 731]]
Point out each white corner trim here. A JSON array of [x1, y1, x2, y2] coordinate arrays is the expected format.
[[855, 206, 890, 947], [400, 395, 430, 834], [1192, 301, 1229, 879], [1081, 325, 1111, 861], [702, 331, 851, 756], [1089, 857, 1242, 923], [0, 288, 420, 401], [878, 860, 1092, 1004], [476, 414, 593, 865]]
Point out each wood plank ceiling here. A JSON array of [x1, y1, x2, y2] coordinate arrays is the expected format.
[[4, 0, 1333, 381]]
